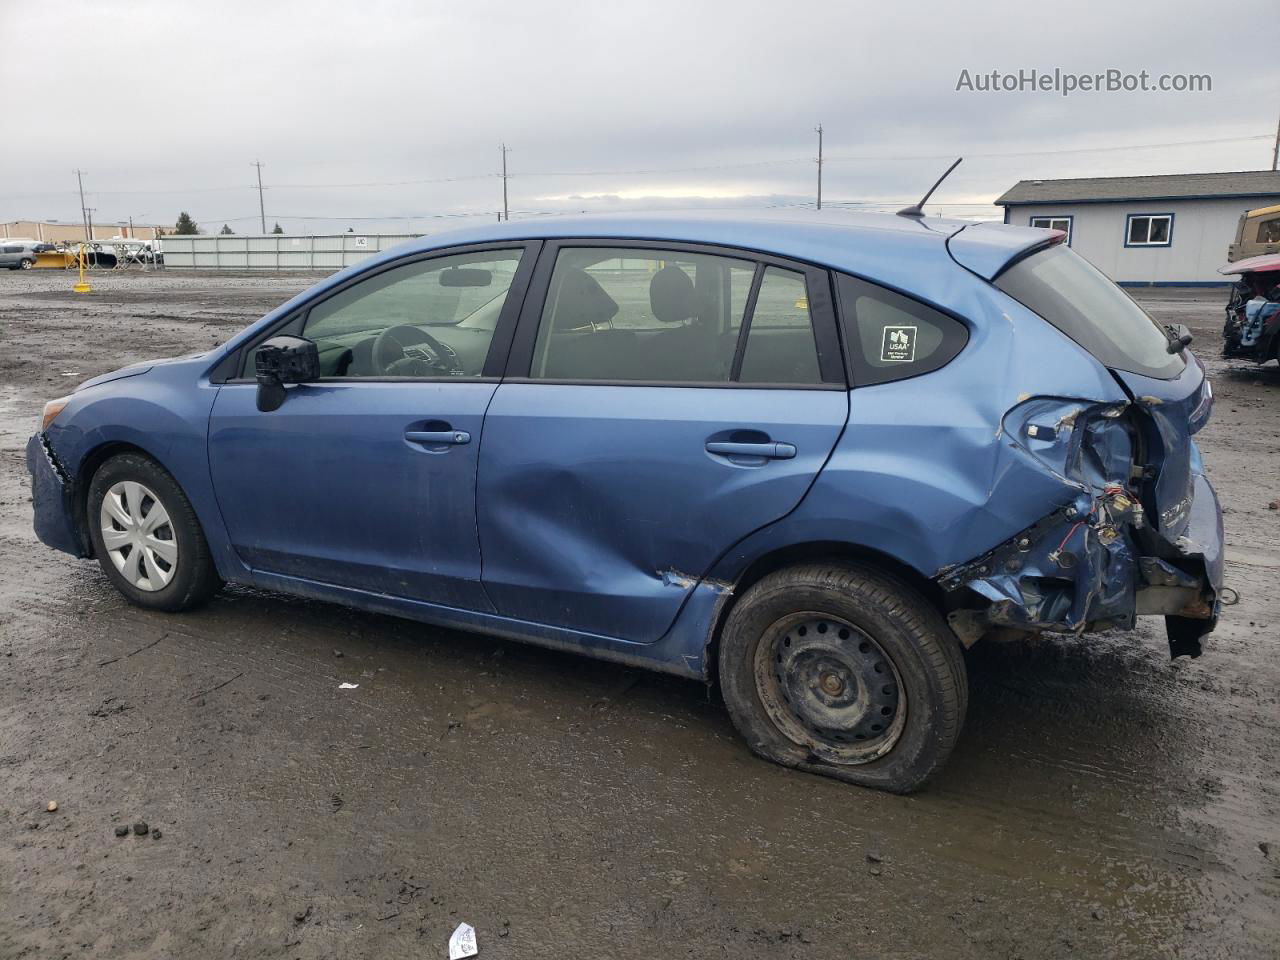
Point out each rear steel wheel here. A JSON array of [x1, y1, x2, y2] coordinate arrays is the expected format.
[[719, 562, 967, 793], [753, 613, 906, 764]]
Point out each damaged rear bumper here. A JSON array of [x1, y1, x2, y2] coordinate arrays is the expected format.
[[937, 399, 1225, 659], [1222, 300, 1280, 362], [26, 433, 87, 558]]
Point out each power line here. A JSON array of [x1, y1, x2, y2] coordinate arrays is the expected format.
[[267, 172, 500, 189], [824, 134, 1273, 164], [516, 156, 813, 178], [13, 133, 1272, 203]]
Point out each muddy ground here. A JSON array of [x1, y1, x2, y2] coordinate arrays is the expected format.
[[0, 270, 1277, 959]]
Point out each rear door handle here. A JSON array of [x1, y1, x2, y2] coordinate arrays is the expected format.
[[705, 440, 796, 460], [405, 430, 470, 445]]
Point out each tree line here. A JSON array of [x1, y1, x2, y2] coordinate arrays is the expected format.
[[172, 212, 284, 235]]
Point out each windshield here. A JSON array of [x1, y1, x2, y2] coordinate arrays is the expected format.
[[994, 245, 1185, 380]]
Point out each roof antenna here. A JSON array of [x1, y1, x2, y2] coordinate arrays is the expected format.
[[897, 157, 963, 218]]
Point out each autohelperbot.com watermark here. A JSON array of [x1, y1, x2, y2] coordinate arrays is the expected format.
[[955, 68, 1211, 96]]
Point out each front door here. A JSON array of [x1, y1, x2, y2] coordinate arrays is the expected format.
[[208, 244, 535, 609], [477, 242, 848, 642]]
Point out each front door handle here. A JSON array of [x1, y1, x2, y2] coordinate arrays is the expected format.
[[705, 440, 796, 460], [405, 430, 470, 445]]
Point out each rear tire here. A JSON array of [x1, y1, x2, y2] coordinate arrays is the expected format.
[[86, 453, 223, 611], [718, 563, 967, 794]]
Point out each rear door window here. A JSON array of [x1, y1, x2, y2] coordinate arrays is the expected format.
[[737, 267, 823, 385], [528, 247, 835, 385], [994, 244, 1184, 379], [836, 274, 968, 386]]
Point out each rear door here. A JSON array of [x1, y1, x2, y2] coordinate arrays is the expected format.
[[476, 241, 848, 642]]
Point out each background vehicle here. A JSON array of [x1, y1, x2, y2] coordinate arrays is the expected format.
[[1227, 203, 1280, 262], [1, 240, 39, 269], [26, 212, 1225, 793], [1220, 253, 1280, 363]]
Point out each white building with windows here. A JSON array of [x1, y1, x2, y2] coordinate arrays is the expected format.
[[995, 170, 1280, 286]]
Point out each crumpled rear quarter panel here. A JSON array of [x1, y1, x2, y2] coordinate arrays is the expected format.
[[711, 276, 1130, 583]]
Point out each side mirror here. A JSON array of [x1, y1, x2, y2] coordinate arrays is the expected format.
[[1166, 323, 1193, 355], [255, 335, 320, 412]]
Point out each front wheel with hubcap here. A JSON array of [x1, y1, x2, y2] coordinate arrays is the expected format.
[[87, 453, 223, 611], [718, 563, 967, 794]]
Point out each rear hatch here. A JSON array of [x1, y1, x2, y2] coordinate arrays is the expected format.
[[991, 243, 1210, 549]]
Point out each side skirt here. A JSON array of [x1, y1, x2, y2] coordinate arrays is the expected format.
[[244, 568, 718, 680]]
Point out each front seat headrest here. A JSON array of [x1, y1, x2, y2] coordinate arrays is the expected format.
[[553, 267, 619, 329], [650, 266, 696, 324]]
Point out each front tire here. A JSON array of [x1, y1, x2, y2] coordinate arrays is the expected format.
[[19, 258, 33, 270], [718, 563, 967, 794], [86, 453, 223, 611]]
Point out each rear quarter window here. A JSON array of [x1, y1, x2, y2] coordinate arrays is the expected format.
[[835, 274, 968, 386], [994, 244, 1184, 380]]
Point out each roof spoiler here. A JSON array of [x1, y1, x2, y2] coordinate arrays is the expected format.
[[897, 158, 963, 218], [947, 221, 1068, 280]]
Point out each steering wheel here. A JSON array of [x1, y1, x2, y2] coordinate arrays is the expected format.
[[371, 324, 463, 376]]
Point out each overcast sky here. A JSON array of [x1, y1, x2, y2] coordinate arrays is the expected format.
[[2, 0, 1276, 234]]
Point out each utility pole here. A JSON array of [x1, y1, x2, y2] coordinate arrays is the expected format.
[[75, 169, 90, 241], [500, 143, 510, 221], [815, 124, 824, 210], [86, 208, 96, 241], [252, 161, 266, 233], [1273, 109, 1280, 171], [128, 215, 134, 238]]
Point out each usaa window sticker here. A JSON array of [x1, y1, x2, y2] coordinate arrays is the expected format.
[[880, 324, 917, 362]]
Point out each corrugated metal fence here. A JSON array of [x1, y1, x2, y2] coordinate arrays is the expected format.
[[158, 233, 420, 270]]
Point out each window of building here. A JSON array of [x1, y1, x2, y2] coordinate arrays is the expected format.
[[1125, 214, 1173, 247], [1029, 215, 1073, 245]]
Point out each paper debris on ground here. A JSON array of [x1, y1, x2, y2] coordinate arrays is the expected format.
[[338, 682, 359, 690], [449, 922, 478, 959]]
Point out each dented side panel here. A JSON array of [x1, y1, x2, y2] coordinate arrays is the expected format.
[[710, 277, 1130, 585], [476, 383, 847, 643], [705, 269, 1223, 661]]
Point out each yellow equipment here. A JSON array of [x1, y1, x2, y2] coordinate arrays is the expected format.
[[72, 246, 91, 294], [33, 250, 75, 269]]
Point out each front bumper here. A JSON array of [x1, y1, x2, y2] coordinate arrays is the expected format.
[[26, 433, 87, 558]]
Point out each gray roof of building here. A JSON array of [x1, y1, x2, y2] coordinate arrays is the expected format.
[[995, 170, 1280, 206]]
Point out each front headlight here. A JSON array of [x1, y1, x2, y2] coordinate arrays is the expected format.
[[41, 397, 70, 432]]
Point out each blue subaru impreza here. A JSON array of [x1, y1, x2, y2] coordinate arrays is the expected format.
[[27, 212, 1224, 792]]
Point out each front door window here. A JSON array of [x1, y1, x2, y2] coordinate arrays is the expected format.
[[299, 250, 524, 378]]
